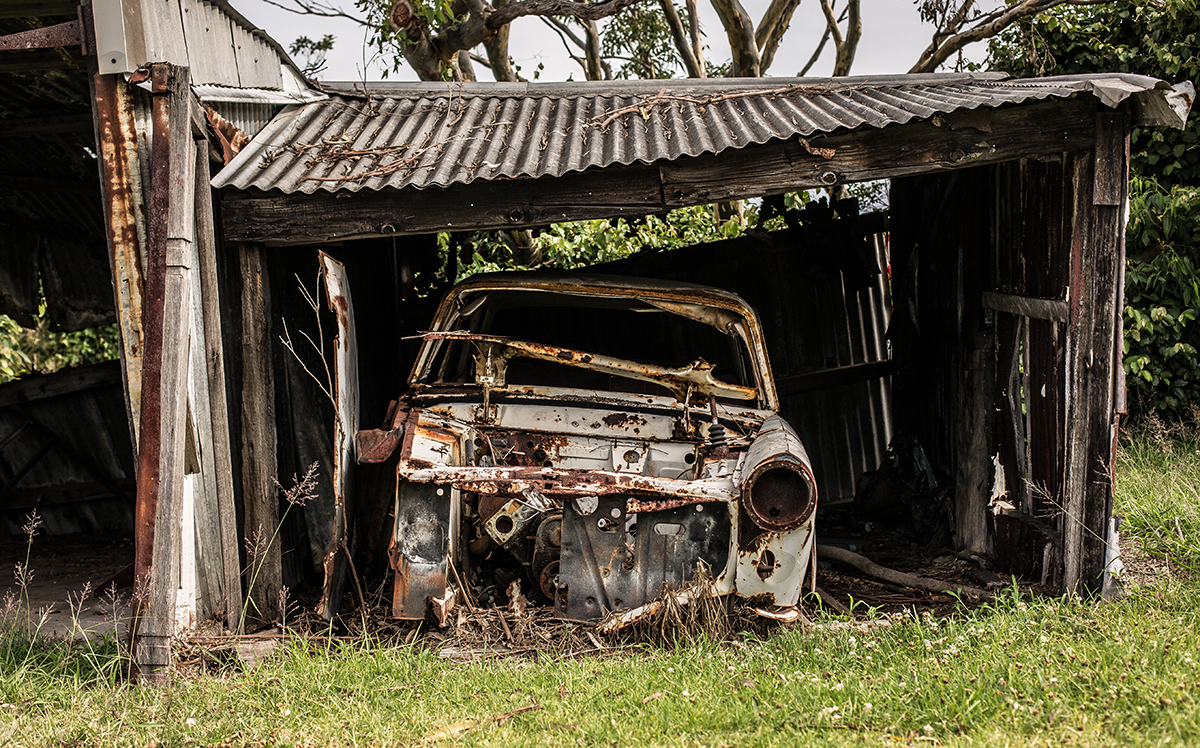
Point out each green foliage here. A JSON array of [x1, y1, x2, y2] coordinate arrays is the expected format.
[[0, 304, 120, 385], [989, 0, 1200, 417], [601, 4, 688, 79], [290, 34, 336, 77], [1123, 178, 1200, 414], [452, 204, 754, 278], [988, 0, 1199, 186]]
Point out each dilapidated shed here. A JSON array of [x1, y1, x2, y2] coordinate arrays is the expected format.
[[0, 0, 1193, 681]]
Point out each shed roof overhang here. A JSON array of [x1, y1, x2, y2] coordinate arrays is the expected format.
[[214, 73, 1194, 247]]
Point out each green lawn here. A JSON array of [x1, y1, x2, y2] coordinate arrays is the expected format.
[[3, 430, 1199, 747]]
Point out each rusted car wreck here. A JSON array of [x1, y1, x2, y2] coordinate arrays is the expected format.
[[356, 273, 817, 621]]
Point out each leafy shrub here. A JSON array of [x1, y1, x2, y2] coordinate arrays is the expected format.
[[0, 302, 120, 385], [1124, 179, 1200, 415], [990, 0, 1200, 418]]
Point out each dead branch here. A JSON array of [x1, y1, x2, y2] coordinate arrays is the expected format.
[[815, 544, 991, 600], [797, 3, 844, 75], [685, 0, 704, 76]]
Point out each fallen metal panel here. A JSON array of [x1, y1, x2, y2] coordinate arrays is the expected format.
[[317, 251, 360, 620]]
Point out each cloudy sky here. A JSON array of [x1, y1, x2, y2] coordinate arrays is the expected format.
[[234, 0, 989, 82]]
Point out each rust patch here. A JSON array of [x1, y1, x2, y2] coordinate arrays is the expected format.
[[357, 428, 402, 463], [625, 495, 724, 513], [602, 412, 648, 428], [203, 106, 251, 165]]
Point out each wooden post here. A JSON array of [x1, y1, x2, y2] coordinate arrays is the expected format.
[[240, 243, 281, 626], [133, 63, 195, 682], [194, 145, 243, 631], [1062, 111, 1128, 595]]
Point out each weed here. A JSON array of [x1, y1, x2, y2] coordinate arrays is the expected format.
[[240, 462, 320, 632]]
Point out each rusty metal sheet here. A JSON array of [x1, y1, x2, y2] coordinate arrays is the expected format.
[[390, 480, 450, 619], [0, 20, 81, 50], [317, 252, 361, 620], [560, 495, 732, 619]]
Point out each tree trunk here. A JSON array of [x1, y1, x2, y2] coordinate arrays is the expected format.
[[709, 0, 760, 76]]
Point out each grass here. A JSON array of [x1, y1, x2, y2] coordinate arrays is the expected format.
[[3, 429, 1199, 747]]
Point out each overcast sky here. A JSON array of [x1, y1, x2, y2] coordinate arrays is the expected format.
[[235, 0, 989, 83]]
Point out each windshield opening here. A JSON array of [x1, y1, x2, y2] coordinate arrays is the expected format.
[[419, 290, 755, 399]]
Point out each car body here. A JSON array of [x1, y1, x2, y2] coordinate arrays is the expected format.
[[356, 272, 817, 621]]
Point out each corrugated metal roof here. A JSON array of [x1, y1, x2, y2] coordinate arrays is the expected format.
[[213, 72, 1190, 195]]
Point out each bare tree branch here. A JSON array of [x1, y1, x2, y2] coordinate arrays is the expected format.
[[755, 0, 803, 73], [487, 0, 650, 30], [658, 0, 705, 78], [685, 0, 705, 76], [485, 0, 519, 80], [258, 0, 370, 26], [819, 0, 859, 76], [797, 3, 843, 75], [541, 17, 603, 79], [583, 19, 607, 80], [909, 0, 1108, 74], [709, 0, 760, 76]]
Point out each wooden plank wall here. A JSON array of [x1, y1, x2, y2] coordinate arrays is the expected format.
[[891, 110, 1127, 592], [889, 165, 995, 557], [990, 156, 1073, 585]]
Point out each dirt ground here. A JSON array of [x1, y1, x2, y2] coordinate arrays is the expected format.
[[1, 533, 134, 640]]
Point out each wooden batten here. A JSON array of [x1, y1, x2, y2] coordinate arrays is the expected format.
[[194, 141, 243, 633], [239, 242, 282, 627]]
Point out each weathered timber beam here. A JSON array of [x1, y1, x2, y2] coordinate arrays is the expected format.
[[981, 290, 1068, 323], [132, 63, 195, 684], [775, 359, 895, 396], [1062, 112, 1128, 598], [219, 98, 1099, 246], [0, 113, 94, 137], [220, 165, 664, 246], [195, 144, 243, 632], [239, 243, 282, 625], [660, 98, 1099, 206], [0, 0, 78, 18]]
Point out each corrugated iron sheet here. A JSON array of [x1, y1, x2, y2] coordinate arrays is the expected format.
[[214, 72, 1180, 195], [0, 362, 136, 535]]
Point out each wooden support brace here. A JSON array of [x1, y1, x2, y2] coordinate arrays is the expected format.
[[132, 63, 196, 683]]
